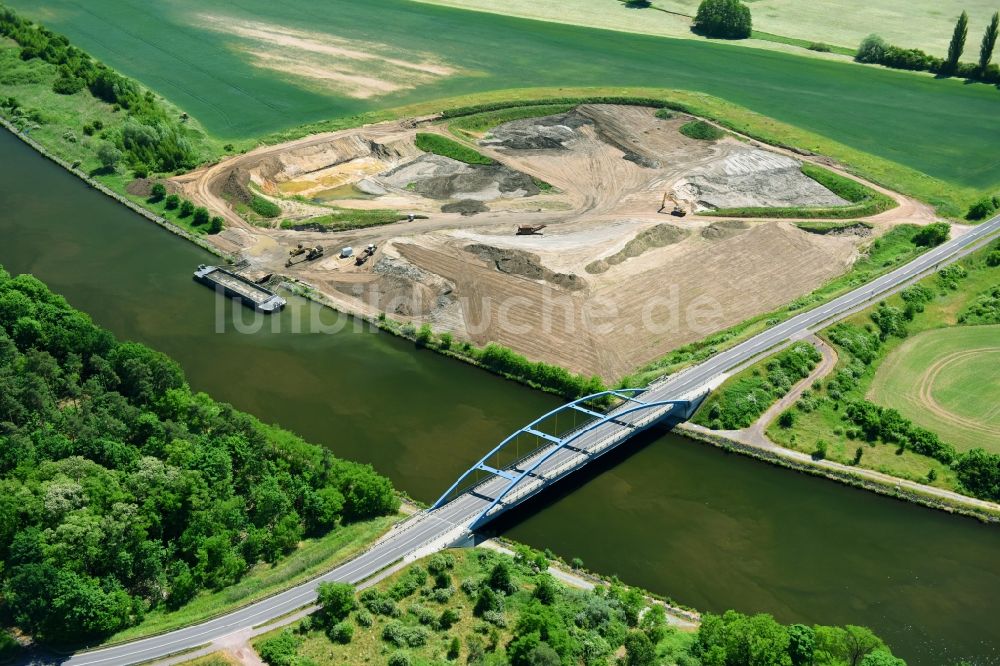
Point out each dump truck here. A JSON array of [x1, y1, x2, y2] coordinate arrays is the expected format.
[[516, 224, 547, 235], [355, 243, 377, 266]]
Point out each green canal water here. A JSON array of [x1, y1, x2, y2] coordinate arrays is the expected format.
[[1, 130, 998, 664]]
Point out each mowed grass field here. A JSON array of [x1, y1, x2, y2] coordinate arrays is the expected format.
[[868, 325, 1000, 453], [417, 0, 1000, 54], [7, 0, 1000, 193]]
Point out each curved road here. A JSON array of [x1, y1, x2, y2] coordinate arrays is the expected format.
[[64, 214, 1000, 666]]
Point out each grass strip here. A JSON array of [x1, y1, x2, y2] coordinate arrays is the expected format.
[[281, 208, 408, 232], [794, 220, 873, 234], [705, 164, 896, 219], [414, 132, 494, 165], [448, 103, 576, 136]]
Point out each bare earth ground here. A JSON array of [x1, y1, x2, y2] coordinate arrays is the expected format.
[[173, 105, 936, 380]]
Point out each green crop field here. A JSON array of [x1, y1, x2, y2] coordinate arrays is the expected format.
[[417, 0, 1000, 55], [868, 326, 1000, 453], [7, 0, 1000, 194]]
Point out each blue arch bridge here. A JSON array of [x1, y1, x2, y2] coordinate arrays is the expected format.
[[430, 383, 707, 536]]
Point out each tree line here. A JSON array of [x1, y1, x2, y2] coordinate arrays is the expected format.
[[856, 10, 1000, 85], [0, 266, 399, 643], [0, 5, 199, 173]]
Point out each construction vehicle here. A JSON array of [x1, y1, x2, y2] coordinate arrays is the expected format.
[[516, 224, 547, 236], [355, 243, 377, 266], [285, 245, 324, 267], [659, 193, 687, 217]]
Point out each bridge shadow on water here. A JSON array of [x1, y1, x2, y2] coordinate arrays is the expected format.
[[469, 415, 688, 544]]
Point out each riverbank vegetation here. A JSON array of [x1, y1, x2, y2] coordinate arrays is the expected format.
[[373, 316, 607, 401], [766, 240, 1000, 500], [0, 266, 399, 645], [251, 546, 906, 666], [706, 164, 896, 219], [0, 7, 211, 173], [692, 342, 823, 430]]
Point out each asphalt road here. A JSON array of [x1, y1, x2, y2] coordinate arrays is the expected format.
[[63, 214, 1000, 666]]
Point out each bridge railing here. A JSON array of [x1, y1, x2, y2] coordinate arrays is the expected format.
[[433, 388, 694, 530]]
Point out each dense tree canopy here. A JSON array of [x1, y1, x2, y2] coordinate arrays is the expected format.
[[693, 0, 752, 39], [0, 266, 398, 643]]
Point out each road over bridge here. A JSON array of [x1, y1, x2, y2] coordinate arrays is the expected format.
[[61, 215, 1000, 666]]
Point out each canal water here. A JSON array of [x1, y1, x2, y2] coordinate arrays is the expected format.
[[1, 130, 997, 665]]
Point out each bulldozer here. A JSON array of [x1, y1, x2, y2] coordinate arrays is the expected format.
[[516, 224, 547, 236]]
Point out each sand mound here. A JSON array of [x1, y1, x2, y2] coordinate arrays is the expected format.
[[380, 154, 539, 201], [702, 220, 750, 240], [675, 146, 849, 210], [441, 199, 490, 215], [586, 223, 689, 274]]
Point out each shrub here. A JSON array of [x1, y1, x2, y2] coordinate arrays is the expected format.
[[387, 653, 411, 666], [808, 42, 832, 52], [382, 620, 430, 648], [164, 194, 180, 210], [323, 620, 351, 644], [856, 34, 889, 63], [179, 199, 194, 217], [693, 0, 752, 39], [149, 183, 166, 202], [256, 630, 300, 666], [777, 410, 796, 428], [192, 207, 210, 226], [439, 608, 460, 630], [966, 195, 999, 221], [654, 108, 674, 120], [208, 216, 224, 234], [912, 222, 949, 247], [679, 120, 725, 141], [250, 195, 281, 218]]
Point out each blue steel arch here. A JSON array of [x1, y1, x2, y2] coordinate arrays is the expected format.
[[433, 389, 692, 530]]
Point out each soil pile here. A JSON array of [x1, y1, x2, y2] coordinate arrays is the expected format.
[[675, 147, 849, 210], [702, 220, 750, 240], [481, 110, 591, 150], [442, 199, 490, 215], [465, 244, 584, 290], [219, 168, 253, 205], [380, 154, 538, 201], [586, 223, 689, 274]]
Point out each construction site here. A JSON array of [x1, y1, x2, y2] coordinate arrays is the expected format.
[[171, 104, 935, 380]]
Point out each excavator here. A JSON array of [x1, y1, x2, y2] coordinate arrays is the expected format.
[[660, 193, 687, 217]]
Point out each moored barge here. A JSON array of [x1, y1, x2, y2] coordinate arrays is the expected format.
[[193, 264, 286, 313]]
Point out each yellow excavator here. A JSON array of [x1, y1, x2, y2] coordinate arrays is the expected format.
[[660, 193, 687, 217]]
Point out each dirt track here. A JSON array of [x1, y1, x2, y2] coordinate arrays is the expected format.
[[172, 105, 939, 380]]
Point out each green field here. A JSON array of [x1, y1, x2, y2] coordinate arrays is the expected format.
[[7, 0, 1000, 195], [868, 326, 1000, 453], [766, 242, 1000, 492], [417, 0, 1000, 55]]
